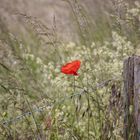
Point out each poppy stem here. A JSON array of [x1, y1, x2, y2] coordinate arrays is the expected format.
[[73, 76, 75, 92], [73, 76, 78, 122]]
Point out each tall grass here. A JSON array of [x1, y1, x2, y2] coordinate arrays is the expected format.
[[0, 0, 140, 139]]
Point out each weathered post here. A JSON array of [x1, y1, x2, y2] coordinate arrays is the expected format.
[[123, 56, 140, 140], [123, 56, 134, 140], [134, 56, 140, 140]]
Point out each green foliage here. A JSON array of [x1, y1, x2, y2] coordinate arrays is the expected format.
[[0, 0, 140, 139]]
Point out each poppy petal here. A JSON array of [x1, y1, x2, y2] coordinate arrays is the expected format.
[[61, 60, 81, 76]]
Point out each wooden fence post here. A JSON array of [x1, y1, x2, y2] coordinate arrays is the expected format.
[[123, 56, 140, 140], [134, 56, 140, 140]]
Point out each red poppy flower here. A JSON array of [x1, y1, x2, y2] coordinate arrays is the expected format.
[[61, 60, 81, 76]]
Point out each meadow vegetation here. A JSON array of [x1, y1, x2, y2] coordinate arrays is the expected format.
[[0, 0, 140, 139]]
